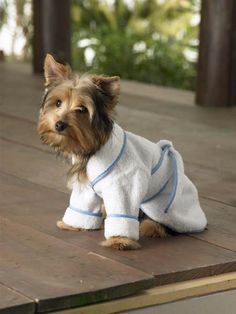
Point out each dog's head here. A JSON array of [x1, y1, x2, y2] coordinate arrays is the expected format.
[[37, 54, 120, 157]]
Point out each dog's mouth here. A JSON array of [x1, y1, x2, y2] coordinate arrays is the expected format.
[[40, 130, 66, 146], [39, 129, 86, 156], [37, 119, 98, 156]]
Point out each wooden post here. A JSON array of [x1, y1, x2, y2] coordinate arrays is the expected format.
[[32, 0, 71, 73], [196, 0, 235, 106], [229, 2, 236, 106]]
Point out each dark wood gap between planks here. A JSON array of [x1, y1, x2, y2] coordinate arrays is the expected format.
[[0, 282, 35, 314], [1, 102, 236, 173], [188, 235, 236, 254], [1, 165, 232, 211], [1, 171, 236, 261], [0, 136, 54, 156], [1, 115, 235, 207], [0, 174, 233, 256], [0, 216, 154, 313], [0, 281, 34, 302], [1, 171, 236, 311], [0, 169, 68, 196], [196, 195, 236, 208], [1, 202, 236, 282], [1, 136, 235, 208], [1, 161, 236, 246], [1, 61, 236, 314], [1, 131, 233, 178], [0, 111, 36, 125]]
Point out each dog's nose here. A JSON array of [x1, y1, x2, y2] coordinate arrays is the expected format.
[[55, 120, 68, 132]]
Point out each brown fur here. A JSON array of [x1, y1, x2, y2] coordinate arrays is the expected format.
[[57, 220, 99, 231], [37, 54, 119, 182], [57, 220, 81, 231], [38, 55, 168, 251], [101, 237, 141, 250], [139, 219, 168, 238]]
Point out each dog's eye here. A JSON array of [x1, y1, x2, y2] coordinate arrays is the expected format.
[[56, 100, 62, 108], [77, 106, 88, 113]]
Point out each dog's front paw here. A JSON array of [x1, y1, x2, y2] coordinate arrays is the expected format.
[[56, 220, 82, 231], [100, 237, 141, 250]]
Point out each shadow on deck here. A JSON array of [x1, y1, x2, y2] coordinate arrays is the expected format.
[[0, 62, 236, 313]]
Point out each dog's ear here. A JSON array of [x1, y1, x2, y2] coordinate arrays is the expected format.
[[44, 54, 72, 86], [92, 75, 120, 108]]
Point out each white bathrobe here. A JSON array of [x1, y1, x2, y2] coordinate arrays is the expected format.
[[63, 123, 207, 240]]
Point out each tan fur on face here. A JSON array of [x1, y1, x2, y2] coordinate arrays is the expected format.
[[38, 55, 120, 182], [38, 81, 96, 153], [37, 80, 102, 182]]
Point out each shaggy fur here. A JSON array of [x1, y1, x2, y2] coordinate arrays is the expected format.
[[38, 54, 118, 182], [100, 237, 141, 250], [139, 219, 168, 238], [38, 54, 168, 250]]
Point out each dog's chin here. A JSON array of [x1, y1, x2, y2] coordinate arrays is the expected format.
[[40, 130, 91, 156]]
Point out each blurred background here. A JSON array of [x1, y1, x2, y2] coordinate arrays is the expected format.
[[0, 0, 235, 107], [0, 0, 199, 90]]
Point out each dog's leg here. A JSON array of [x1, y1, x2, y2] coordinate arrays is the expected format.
[[56, 220, 82, 231], [100, 237, 141, 250], [139, 218, 168, 238]]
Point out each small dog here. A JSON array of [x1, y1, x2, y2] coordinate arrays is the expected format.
[[38, 54, 207, 250]]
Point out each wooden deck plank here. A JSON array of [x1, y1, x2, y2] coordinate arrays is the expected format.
[[1, 63, 236, 206], [119, 93, 236, 130], [1, 98, 236, 175], [1, 62, 236, 313], [1, 172, 236, 287], [0, 216, 153, 313], [52, 272, 236, 314], [1, 63, 236, 130], [0, 284, 35, 314], [0, 112, 50, 154], [118, 106, 236, 175], [190, 198, 236, 252], [1, 134, 236, 208], [0, 138, 69, 193], [1, 63, 236, 175]]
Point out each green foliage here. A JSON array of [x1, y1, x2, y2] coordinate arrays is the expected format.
[[72, 0, 200, 90], [0, 0, 32, 59], [14, 0, 32, 60], [0, 0, 8, 30]]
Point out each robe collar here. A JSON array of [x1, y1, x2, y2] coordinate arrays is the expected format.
[[86, 123, 126, 186]]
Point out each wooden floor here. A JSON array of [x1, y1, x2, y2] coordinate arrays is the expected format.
[[0, 63, 236, 313]]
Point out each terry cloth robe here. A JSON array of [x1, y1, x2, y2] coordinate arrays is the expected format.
[[62, 123, 207, 240]]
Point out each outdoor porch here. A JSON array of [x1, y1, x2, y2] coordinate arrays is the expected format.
[[0, 62, 236, 313]]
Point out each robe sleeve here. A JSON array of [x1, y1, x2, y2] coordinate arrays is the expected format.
[[62, 181, 103, 229], [102, 169, 149, 241]]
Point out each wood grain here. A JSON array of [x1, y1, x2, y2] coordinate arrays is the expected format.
[[190, 198, 236, 251], [0, 138, 69, 194], [0, 216, 153, 312], [0, 284, 34, 314], [1, 113, 236, 207], [52, 272, 236, 314], [1, 61, 236, 313], [1, 172, 236, 288]]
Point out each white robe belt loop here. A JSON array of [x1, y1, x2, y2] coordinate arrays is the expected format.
[[142, 145, 178, 214]]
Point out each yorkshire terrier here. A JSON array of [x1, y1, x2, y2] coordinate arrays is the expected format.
[[37, 54, 207, 250]]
